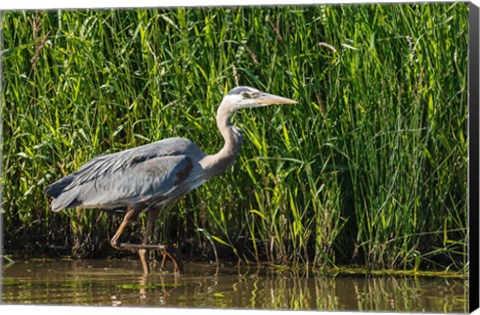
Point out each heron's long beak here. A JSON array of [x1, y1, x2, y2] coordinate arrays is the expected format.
[[254, 92, 297, 105]]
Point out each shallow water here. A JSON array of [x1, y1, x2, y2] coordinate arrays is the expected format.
[[1, 259, 468, 312]]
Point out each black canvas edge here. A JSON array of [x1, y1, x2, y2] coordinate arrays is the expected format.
[[469, 1, 480, 313]]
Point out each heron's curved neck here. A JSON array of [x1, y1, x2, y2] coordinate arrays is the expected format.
[[200, 102, 242, 178]]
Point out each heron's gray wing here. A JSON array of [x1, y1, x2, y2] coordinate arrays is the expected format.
[[50, 154, 204, 211], [47, 138, 206, 211]]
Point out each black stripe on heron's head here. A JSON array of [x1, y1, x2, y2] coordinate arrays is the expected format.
[[227, 86, 256, 95]]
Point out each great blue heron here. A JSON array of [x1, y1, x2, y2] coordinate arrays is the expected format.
[[45, 86, 297, 273]]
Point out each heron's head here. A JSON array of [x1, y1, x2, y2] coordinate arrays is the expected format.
[[224, 86, 297, 112]]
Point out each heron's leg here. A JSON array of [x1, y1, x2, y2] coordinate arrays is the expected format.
[[138, 208, 160, 274], [110, 207, 141, 249], [138, 249, 148, 274], [109, 207, 183, 273], [142, 209, 184, 273], [161, 245, 184, 273], [110, 208, 153, 273]]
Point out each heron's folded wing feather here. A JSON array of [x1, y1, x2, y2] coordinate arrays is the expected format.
[[47, 137, 207, 211], [50, 154, 204, 211]]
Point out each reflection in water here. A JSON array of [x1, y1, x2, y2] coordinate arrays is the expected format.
[[1, 259, 467, 312]]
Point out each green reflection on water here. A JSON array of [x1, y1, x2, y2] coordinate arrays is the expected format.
[[1, 259, 468, 312]]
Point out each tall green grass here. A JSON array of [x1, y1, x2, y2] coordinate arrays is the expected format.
[[1, 3, 468, 272]]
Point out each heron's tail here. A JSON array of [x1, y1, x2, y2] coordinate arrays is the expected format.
[[45, 175, 73, 197], [45, 175, 79, 211]]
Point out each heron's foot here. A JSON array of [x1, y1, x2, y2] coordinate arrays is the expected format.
[[160, 245, 184, 274], [110, 239, 121, 250], [109, 241, 182, 273]]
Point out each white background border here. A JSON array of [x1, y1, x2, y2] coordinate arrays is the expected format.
[[1, 1, 478, 315]]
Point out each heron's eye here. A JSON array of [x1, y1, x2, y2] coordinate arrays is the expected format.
[[241, 92, 252, 99]]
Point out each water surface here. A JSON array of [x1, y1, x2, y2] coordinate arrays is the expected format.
[[1, 259, 467, 312]]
